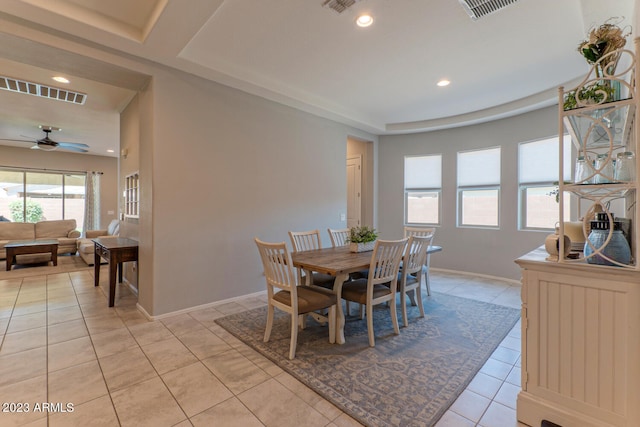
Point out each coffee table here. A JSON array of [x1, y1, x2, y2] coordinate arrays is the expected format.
[[5, 239, 59, 271]]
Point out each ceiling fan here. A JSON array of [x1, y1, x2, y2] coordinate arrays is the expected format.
[[0, 126, 89, 153]]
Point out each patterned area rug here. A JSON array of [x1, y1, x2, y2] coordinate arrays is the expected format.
[[216, 292, 520, 427]]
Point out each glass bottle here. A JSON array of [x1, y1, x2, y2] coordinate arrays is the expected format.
[[614, 151, 635, 182], [574, 155, 593, 184], [594, 153, 614, 184]]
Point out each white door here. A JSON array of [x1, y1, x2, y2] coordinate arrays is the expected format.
[[347, 156, 361, 228]]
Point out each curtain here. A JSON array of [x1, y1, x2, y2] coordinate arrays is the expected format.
[[83, 171, 101, 234]]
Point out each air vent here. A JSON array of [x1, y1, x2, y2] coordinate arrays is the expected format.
[[0, 76, 87, 105], [322, 0, 359, 14], [459, 0, 520, 21]]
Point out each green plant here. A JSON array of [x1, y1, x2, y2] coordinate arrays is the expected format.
[[347, 226, 378, 244], [563, 81, 615, 110], [9, 200, 44, 223]]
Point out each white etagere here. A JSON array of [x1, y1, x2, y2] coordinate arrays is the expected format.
[[557, 38, 640, 269]]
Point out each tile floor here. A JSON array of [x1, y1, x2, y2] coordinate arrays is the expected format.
[[0, 265, 525, 427]]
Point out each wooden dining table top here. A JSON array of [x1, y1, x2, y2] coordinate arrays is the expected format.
[[291, 245, 442, 276]]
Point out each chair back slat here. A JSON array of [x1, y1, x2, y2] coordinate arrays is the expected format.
[[255, 239, 297, 292], [289, 229, 322, 252], [369, 238, 408, 285], [403, 235, 431, 275], [404, 226, 436, 240], [328, 228, 350, 247]]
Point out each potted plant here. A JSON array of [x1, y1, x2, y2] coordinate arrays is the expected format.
[[347, 226, 378, 253]]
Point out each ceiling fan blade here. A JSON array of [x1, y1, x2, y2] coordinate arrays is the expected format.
[[57, 141, 90, 149], [57, 145, 88, 153], [0, 138, 33, 143]]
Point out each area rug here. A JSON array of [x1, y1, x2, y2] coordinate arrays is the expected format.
[[216, 292, 520, 427]]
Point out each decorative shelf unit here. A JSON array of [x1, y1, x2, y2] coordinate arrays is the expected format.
[[516, 39, 640, 427], [124, 172, 139, 219], [557, 40, 640, 269]]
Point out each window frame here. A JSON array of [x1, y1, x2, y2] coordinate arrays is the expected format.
[[517, 135, 572, 231], [456, 147, 501, 229], [403, 154, 442, 226]]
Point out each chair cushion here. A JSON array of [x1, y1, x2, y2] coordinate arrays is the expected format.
[[274, 286, 337, 314], [341, 279, 393, 304]]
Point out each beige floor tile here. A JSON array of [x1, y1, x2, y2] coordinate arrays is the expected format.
[[239, 378, 330, 427], [480, 358, 513, 381], [214, 301, 247, 315], [6, 311, 46, 333], [84, 312, 126, 335], [490, 345, 520, 365], [276, 371, 342, 421], [161, 313, 208, 336], [48, 359, 108, 406], [493, 382, 519, 409], [0, 375, 47, 427], [141, 336, 198, 375], [99, 346, 157, 392], [466, 372, 503, 400], [47, 318, 88, 345], [49, 395, 119, 427], [449, 390, 491, 423], [190, 397, 263, 427], [47, 305, 84, 325], [90, 326, 138, 358], [47, 295, 79, 311], [111, 376, 186, 427], [434, 410, 475, 427], [48, 335, 96, 372], [0, 326, 47, 355], [162, 361, 233, 417], [478, 401, 517, 427], [9, 301, 46, 317], [128, 320, 174, 345], [202, 349, 271, 394], [0, 347, 47, 387], [178, 328, 232, 360], [188, 307, 225, 328]]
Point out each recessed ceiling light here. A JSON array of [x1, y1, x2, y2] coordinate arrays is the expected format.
[[356, 14, 373, 27], [107, 149, 114, 153], [437, 79, 451, 87], [52, 76, 70, 84]]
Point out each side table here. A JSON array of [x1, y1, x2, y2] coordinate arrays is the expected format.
[[93, 237, 139, 307]]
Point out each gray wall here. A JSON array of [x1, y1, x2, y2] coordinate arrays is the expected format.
[[378, 106, 559, 280], [139, 68, 377, 315]]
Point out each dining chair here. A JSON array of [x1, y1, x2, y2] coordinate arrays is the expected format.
[[288, 229, 334, 288], [328, 228, 350, 247], [397, 235, 431, 327], [255, 238, 337, 359], [403, 226, 436, 296], [340, 238, 408, 347]]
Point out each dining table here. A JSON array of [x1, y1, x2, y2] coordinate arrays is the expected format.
[[291, 244, 443, 344]]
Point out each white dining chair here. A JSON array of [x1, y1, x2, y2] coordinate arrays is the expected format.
[[328, 228, 350, 247], [403, 226, 436, 296], [397, 235, 430, 327], [288, 229, 334, 289], [340, 238, 407, 347], [255, 238, 337, 359]]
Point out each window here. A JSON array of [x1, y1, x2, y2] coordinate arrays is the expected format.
[[404, 155, 441, 225], [518, 135, 571, 229], [124, 172, 139, 218], [457, 147, 500, 227], [0, 168, 86, 230]]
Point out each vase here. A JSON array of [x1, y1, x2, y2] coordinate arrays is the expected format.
[[583, 213, 631, 266], [350, 241, 376, 253]]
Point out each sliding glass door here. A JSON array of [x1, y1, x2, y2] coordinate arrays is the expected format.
[[0, 168, 86, 231]]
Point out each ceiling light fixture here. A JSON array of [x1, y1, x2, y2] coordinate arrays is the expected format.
[[356, 14, 373, 27], [52, 76, 70, 84], [437, 79, 451, 87]]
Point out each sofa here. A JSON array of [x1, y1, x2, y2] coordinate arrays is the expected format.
[[77, 219, 120, 265], [0, 219, 81, 260]]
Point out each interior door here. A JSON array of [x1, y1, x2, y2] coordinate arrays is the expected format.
[[347, 156, 361, 228]]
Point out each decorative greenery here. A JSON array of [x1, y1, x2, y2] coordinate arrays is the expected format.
[[9, 200, 43, 223], [578, 17, 630, 76], [547, 181, 572, 203], [347, 226, 378, 244], [563, 81, 615, 110]]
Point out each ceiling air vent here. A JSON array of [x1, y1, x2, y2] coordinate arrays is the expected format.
[[0, 75, 87, 105], [322, 0, 359, 14], [459, 0, 520, 21]]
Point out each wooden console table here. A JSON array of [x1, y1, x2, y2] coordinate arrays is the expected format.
[[93, 237, 139, 307]]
